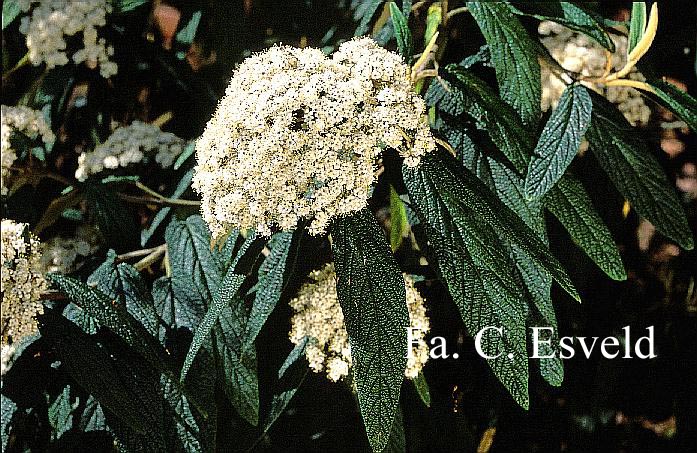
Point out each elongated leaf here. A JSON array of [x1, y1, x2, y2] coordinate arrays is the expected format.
[[1, 394, 16, 452], [389, 2, 412, 59], [586, 93, 693, 250], [38, 312, 158, 437], [48, 386, 74, 440], [331, 209, 408, 452], [141, 168, 194, 246], [488, 159, 563, 386], [508, 1, 614, 51], [180, 270, 245, 380], [215, 302, 259, 426], [546, 176, 626, 280], [88, 250, 159, 336], [628, 3, 647, 56], [646, 78, 697, 133], [525, 84, 592, 199], [244, 231, 294, 351], [46, 273, 168, 371], [2, 1, 22, 29], [263, 339, 308, 433], [390, 186, 409, 251], [426, 66, 534, 172], [354, 0, 384, 36], [413, 372, 431, 407], [403, 152, 530, 407], [468, 2, 541, 127], [165, 215, 228, 323]]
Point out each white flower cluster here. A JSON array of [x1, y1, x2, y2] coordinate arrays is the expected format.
[[18, 0, 117, 78], [289, 264, 430, 382], [40, 225, 101, 274], [193, 37, 435, 240], [1, 105, 55, 196], [75, 121, 186, 181], [1, 219, 48, 346], [1, 343, 16, 376], [539, 21, 651, 126]]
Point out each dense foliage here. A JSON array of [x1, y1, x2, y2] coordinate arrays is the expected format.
[[2, 1, 696, 451]]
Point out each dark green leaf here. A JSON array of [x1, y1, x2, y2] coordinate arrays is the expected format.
[[646, 78, 697, 133], [180, 270, 245, 380], [1, 395, 16, 452], [389, 2, 412, 60], [546, 176, 626, 280], [78, 397, 107, 432], [88, 250, 159, 336], [46, 273, 168, 370], [489, 158, 563, 387], [467, 2, 541, 127], [403, 152, 530, 407], [426, 67, 534, 171], [587, 92, 693, 250], [384, 408, 405, 453], [165, 215, 228, 322], [215, 302, 259, 426], [390, 186, 409, 251], [628, 2, 647, 56], [354, 0, 384, 36], [525, 84, 592, 199], [48, 386, 74, 440], [412, 372, 431, 407], [174, 142, 196, 170], [2, 1, 22, 29], [38, 312, 157, 437], [244, 231, 294, 351], [263, 339, 308, 433], [175, 11, 202, 46], [508, 1, 614, 51], [112, 0, 149, 13], [331, 209, 409, 452]]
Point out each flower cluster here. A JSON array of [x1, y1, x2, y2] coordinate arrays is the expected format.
[[1, 105, 55, 196], [75, 121, 186, 181], [289, 264, 430, 382], [539, 21, 651, 126], [1, 219, 48, 346], [193, 37, 435, 240], [40, 225, 101, 274], [18, 0, 117, 78]]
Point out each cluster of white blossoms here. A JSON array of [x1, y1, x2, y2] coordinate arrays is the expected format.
[[18, 0, 117, 78], [1, 219, 48, 347], [75, 121, 186, 181], [289, 264, 430, 382], [539, 21, 651, 126], [1, 105, 55, 196], [193, 37, 435, 240], [1, 344, 16, 376], [39, 225, 101, 274]]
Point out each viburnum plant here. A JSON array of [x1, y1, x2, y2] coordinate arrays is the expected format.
[[1, 1, 695, 452]]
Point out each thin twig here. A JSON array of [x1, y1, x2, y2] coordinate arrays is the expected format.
[[116, 244, 166, 262], [117, 193, 201, 207], [446, 6, 468, 20]]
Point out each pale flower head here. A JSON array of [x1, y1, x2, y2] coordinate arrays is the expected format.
[[193, 38, 435, 241], [539, 21, 651, 126], [18, 0, 117, 78], [289, 263, 430, 382], [1, 105, 55, 195], [1, 219, 48, 346], [75, 121, 186, 180]]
